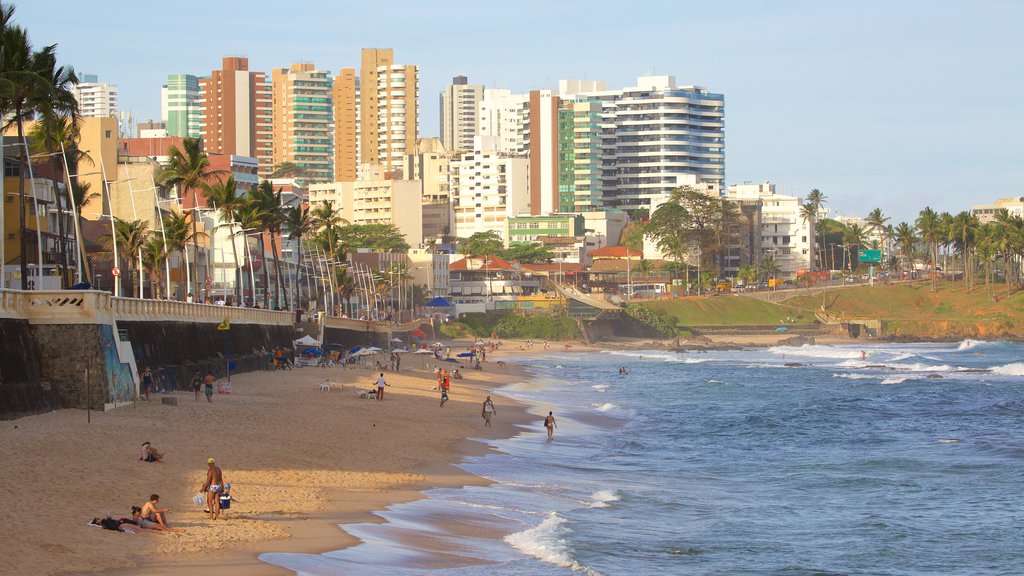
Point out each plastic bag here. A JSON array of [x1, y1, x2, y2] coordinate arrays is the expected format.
[[193, 493, 205, 507]]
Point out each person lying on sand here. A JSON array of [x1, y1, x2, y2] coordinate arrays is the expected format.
[[91, 516, 136, 534]]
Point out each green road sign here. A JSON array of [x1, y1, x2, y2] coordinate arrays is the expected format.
[[858, 249, 881, 263]]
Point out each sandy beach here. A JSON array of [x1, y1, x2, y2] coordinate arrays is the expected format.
[[0, 341, 566, 576]]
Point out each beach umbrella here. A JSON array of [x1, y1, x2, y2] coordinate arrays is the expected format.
[[456, 352, 475, 358], [391, 337, 403, 343], [413, 349, 434, 354], [349, 347, 362, 353], [441, 358, 461, 364], [393, 348, 409, 354]]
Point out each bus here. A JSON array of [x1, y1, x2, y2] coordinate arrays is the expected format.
[[618, 283, 666, 299]]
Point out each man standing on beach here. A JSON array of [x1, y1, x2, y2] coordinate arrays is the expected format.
[[544, 411, 557, 440], [201, 458, 224, 520], [376, 372, 388, 400], [482, 396, 496, 426], [203, 371, 215, 402]]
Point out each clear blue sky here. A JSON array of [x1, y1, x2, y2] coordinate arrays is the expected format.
[[15, 0, 1023, 224]]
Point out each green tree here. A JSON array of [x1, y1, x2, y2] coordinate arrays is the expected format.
[[842, 223, 868, 271], [807, 189, 827, 271], [158, 137, 223, 298], [336, 223, 410, 254], [142, 234, 167, 299], [201, 175, 246, 303], [501, 243, 554, 264], [458, 230, 503, 256], [915, 207, 944, 291], [2, 18, 79, 288], [252, 181, 287, 309], [893, 222, 917, 276], [799, 202, 817, 271], [646, 185, 738, 277], [98, 218, 149, 298], [162, 211, 205, 300], [232, 199, 265, 305], [948, 211, 980, 290], [865, 208, 891, 269], [284, 205, 312, 308]]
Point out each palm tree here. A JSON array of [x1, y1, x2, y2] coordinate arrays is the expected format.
[[806, 189, 827, 271], [799, 202, 817, 271], [916, 207, 944, 291], [948, 211, 980, 290], [865, 208, 890, 269], [759, 254, 780, 285], [842, 223, 868, 272], [992, 209, 1023, 295], [162, 211, 205, 300], [893, 222, 917, 276], [2, 22, 79, 288], [29, 111, 89, 287], [142, 235, 167, 299], [232, 199, 265, 306], [201, 175, 245, 304], [251, 181, 286, 309], [284, 205, 312, 310], [98, 218, 149, 298], [158, 137, 224, 299], [310, 200, 348, 262]]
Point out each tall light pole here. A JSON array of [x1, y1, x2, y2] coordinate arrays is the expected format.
[[97, 148, 119, 297]]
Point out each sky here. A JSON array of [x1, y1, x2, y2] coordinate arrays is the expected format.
[[14, 0, 1023, 224]]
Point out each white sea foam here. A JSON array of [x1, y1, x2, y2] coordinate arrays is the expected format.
[[957, 339, 984, 351], [832, 373, 875, 380], [882, 376, 911, 385], [938, 439, 961, 444], [991, 362, 1024, 376], [593, 403, 618, 412], [887, 362, 955, 373], [768, 345, 863, 359], [505, 512, 601, 575], [588, 489, 621, 508], [592, 384, 609, 392]]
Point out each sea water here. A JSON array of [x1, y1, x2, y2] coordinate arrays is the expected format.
[[262, 341, 1024, 575]]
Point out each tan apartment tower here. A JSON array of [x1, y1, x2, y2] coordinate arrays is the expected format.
[[271, 62, 334, 183], [333, 68, 358, 182], [362, 49, 418, 174], [199, 57, 272, 177], [440, 75, 483, 153]]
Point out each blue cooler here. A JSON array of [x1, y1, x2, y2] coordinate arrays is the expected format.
[[219, 494, 231, 509]]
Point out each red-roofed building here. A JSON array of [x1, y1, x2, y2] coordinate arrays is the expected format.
[[448, 255, 540, 312], [588, 245, 642, 260]]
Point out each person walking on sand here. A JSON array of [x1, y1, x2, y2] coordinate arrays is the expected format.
[[191, 369, 202, 401], [482, 396, 496, 426], [376, 372, 389, 401], [544, 411, 557, 440], [201, 458, 224, 520], [203, 371, 215, 403], [440, 384, 449, 407], [140, 367, 153, 401]]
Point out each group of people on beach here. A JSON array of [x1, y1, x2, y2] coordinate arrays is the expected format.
[[92, 494, 186, 535], [141, 367, 216, 402]]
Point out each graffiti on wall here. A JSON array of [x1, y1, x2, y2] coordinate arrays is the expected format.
[[99, 325, 134, 403]]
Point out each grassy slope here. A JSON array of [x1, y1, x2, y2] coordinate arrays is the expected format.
[[644, 296, 817, 326]]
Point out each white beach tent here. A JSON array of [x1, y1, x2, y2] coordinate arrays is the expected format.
[[293, 335, 321, 347]]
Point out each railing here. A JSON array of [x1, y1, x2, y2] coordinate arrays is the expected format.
[[0, 289, 293, 327], [111, 297, 293, 326]]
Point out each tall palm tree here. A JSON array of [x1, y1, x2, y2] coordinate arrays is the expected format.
[[142, 234, 167, 299], [232, 199, 265, 306], [98, 218, 149, 298], [162, 211, 205, 299], [759, 254, 780, 284], [251, 181, 285, 309], [842, 223, 868, 272], [158, 137, 223, 299], [865, 208, 890, 268], [948, 211, 980, 290], [29, 112, 88, 287], [2, 22, 79, 288], [799, 202, 817, 271], [310, 200, 348, 262], [916, 207, 944, 291], [284, 205, 312, 310], [806, 189, 827, 272], [201, 175, 246, 303], [992, 209, 1023, 294], [893, 222, 917, 275]]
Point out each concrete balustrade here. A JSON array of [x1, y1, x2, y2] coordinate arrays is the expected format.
[[0, 289, 293, 327]]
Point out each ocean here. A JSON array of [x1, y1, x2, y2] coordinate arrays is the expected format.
[[262, 340, 1024, 575]]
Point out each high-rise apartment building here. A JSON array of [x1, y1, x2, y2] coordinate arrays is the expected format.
[[450, 138, 530, 241], [478, 89, 528, 155], [199, 57, 272, 176], [72, 74, 118, 118], [526, 90, 561, 216], [558, 99, 605, 212], [332, 68, 358, 182], [364, 49, 418, 172], [161, 74, 202, 138], [271, 63, 334, 183], [332, 49, 419, 180], [440, 75, 483, 153]]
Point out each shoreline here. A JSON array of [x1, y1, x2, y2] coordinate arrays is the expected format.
[[0, 340, 559, 576], [2, 334, 990, 576]]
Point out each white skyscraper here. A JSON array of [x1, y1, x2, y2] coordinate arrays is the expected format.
[[440, 75, 483, 153], [72, 74, 118, 118], [450, 137, 530, 241]]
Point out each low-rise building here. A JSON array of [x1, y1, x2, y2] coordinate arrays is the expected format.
[[971, 197, 1024, 223]]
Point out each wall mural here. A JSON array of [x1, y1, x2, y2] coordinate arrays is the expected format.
[[99, 325, 134, 403]]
